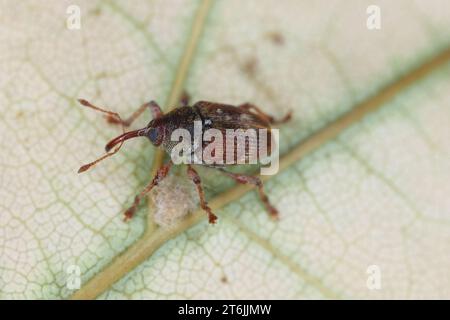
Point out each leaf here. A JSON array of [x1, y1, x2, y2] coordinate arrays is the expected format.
[[1, 0, 450, 299]]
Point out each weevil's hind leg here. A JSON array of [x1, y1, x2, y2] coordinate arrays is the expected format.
[[186, 165, 218, 224], [238, 103, 292, 125], [123, 160, 173, 221], [217, 168, 279, 219], [104, 100, 163, 126]]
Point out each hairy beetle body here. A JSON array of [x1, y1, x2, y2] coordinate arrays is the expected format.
[[77, 98, 291, 224], [149, 101, 273, 167]]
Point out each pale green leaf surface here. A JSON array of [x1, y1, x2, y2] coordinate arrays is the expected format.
[[101, 65, 450, 299], [1, 0, 450, 299]]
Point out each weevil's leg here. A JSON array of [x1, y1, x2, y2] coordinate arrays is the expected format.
[[105, 100, 163, 126], [217, 168, 279, 219], [123, 160, 173, 221], [186, 165, 218, 224], [148, 101, 163, 119], [238, 103, 292, 125], [180, 91, 191, 107]]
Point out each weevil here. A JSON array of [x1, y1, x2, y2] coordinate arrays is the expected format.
[[77, 95, 291, 224]]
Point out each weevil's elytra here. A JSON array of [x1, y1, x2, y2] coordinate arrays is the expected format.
[[77, 97, 291, 224]]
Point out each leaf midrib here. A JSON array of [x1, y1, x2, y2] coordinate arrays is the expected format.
[[69, 4, 450, 299]]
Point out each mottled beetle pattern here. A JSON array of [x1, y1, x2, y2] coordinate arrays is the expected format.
[[78, 96, 291, 224]]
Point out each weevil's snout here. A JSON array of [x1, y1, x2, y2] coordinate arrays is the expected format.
[[105, 128, 148, 152]]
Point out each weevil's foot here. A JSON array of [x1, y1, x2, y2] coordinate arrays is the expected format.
[[123, 207, 135, 222], [104, 114, 129, 127], [208, 213, 218, 224], [267, 206, 280, 221], [281, 111, 292, 123], [105, 114, 120, 124], [273, 111, 292, 125]]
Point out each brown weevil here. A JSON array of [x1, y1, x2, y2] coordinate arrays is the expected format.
[[77, 96, 291, 224]]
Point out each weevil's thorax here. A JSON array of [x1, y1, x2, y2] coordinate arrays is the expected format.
[[153, 106, 202, 154]]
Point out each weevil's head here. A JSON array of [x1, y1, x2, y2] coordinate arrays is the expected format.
[[144, 119, 165, 146], [104, 120, 164, 152]]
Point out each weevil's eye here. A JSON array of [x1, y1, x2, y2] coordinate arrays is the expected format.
[[149, 128, 157, 141], [147, 127, 162, 146]]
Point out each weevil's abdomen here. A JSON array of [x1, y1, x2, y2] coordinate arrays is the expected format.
[[157, 102, 274, 166], [194, 101, 274, 167], [194, 101, 271, 131]]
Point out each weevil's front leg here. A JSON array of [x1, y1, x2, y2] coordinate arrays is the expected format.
[[105, 100, 163, 126], [218, 168, 279, 219], [123, 160, 173, 221], [238, 103, 291, 125], [186, 165, 218, 224]]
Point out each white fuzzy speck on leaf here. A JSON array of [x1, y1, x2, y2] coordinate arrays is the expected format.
[[149, 173, 198, 227]]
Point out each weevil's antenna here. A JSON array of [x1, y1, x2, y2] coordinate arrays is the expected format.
[[77, 99, 146, 173]]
